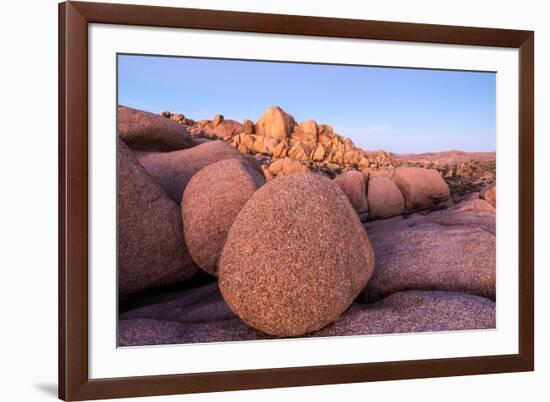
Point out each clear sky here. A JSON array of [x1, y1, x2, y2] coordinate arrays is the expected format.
[[118, 54, 496, 154]]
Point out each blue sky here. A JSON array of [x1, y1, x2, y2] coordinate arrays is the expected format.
[[118, 54, 496, 154]]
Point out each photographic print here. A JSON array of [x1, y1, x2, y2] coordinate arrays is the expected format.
[[116, 54, 497, 347]]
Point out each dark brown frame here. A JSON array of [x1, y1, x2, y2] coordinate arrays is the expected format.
[[59, 1, 534, 400]]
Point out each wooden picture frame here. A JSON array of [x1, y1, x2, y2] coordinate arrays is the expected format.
[[59, 1, 534, 400]]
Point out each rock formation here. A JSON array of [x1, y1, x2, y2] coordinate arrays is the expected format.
[[118, 283, 495, 346], [181, 159, 266, 275], [218, 174, 375, 337], [116, 105, 497, 346], [118, 106, 193, 152], [255, 106, 296, 139], [367, 174, 405, 219], [333, 170, 369, 221], [117, 139, 196, 297], [136, 141, 262, 203], [393, 167, 452, 212]]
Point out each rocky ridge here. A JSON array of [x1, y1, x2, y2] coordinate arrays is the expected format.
[[161, 106, 495, 200]]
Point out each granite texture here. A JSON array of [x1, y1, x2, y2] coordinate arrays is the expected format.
[[136, 140, 262, 203], [117, 139, 197, 297], [182, 158, 266, 275], [218, 173, 375, 337], [118, 105, 193, 152], [118, 282, 495, 346]]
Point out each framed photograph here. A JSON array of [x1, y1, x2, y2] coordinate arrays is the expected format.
[[59, 1, 534, 400]]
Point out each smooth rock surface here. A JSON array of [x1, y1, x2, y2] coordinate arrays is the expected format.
[[315, 290, 495, 337], [218, 173, 375, 337], [363, 200, 496, 302], [367, 175, 405, 219], [117, 139, 197, 297], [255, 106, 296, 139], [208, 119, 243, 140], [393, 167, 451, 211], [118, 105, 193, 152], [118, 283, 495, 346], [333, 170, 369, 215], [182, 159, 266, 275], [136, 140, 262, 203]]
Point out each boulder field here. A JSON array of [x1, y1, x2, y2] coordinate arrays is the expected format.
[[117, 105, 497, 344]]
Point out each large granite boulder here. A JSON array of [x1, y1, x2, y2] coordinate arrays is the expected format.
[[392, 167, 451, 211], [243, 119, 255, 134], [293, 120, 319, 144], [255, 106, 296, 139], [208, 119, 243, 140], [287, 141, 310, 161], [267, 157, 309, 178], [117, 139, 197, 297], [362, 205, 496, 302], [117, 106, 193, 152], [367, 175, 405, 219], [136, 140, 262, 203], [218, 173, 375, 337], [181, 159, 266, 275], [333, 171, 369, 220]]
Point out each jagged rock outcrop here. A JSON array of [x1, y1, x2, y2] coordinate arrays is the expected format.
[[160, 106, 372, 174], [155, 106, 491, 220]]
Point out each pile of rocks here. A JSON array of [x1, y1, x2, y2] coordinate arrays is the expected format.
[[332, 166, 453, 222], [160, 106, 496, 201], [117, 105, 496, 344], [162, 106, 370, 173]]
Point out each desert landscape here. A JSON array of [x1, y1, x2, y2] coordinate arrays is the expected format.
[[117, 105, 496, 346]]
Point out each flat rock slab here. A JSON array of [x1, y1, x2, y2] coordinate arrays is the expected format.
[[118, 282, 495, 346], [363, 199, 496, 302], [316, 290, 495, 337]]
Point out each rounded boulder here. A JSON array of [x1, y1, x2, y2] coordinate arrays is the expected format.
[[137, 140, 263, 203], [392, 167, 451, 212], [255, 106, 296, 139], [367, 174, 405, 219], [218, 173, 375, 337], [182, 159, 266, 275], [332, 171, 369, 216], [118, 106, 193, 152], [117, 139, 197, 297]]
